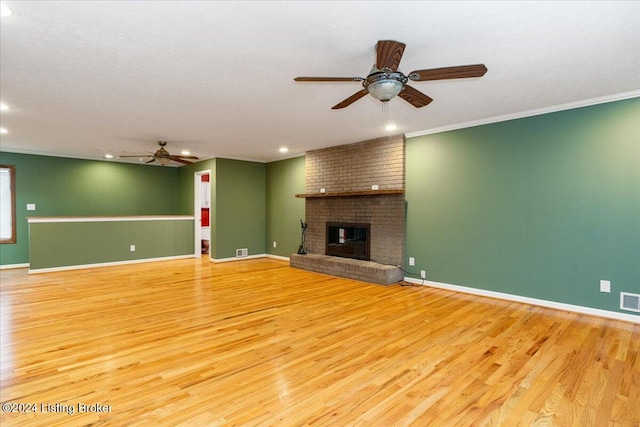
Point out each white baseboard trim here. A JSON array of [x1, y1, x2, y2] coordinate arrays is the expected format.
[[211, 254, 268, 263], [28, 255, 194, 274], [265, 254, 290, 261], [0, 263, 30, 270], [211, 253, 290, 263], [404, 277, 640, 325]]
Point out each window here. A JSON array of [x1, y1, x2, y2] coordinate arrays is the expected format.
[[0, 165, 16, 244]]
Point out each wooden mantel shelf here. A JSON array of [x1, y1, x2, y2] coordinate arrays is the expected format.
[[295, 189, 405, 198]]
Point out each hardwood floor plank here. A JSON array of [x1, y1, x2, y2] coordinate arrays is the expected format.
[[1, 258, 638, 426]]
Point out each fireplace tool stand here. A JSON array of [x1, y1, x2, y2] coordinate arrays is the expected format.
[[297, 220, 307, 255]]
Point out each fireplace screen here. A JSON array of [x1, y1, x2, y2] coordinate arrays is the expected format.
[[326, 222, 370, 261]]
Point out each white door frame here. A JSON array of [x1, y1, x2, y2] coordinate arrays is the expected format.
[[194, 170, 212, 258]]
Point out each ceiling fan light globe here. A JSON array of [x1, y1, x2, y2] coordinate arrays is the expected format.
[[367, 79, 404, 102]]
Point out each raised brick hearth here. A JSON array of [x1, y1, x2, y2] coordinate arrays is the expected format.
[[292, 135, 406, 285], [290, 254, 403, 286]]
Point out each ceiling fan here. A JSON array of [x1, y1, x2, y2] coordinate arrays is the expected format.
[[119, 141, 199, 165], [294, 40, 487, 109]]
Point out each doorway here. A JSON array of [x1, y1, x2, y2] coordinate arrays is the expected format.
[[194, 170, 212, 258]]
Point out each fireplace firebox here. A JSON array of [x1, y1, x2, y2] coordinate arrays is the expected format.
[[326, 222, 370, 261]]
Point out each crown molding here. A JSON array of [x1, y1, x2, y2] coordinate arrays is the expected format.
[[406, 91, 640, 139]]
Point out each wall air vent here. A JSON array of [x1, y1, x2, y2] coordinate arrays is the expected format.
[[620, 292, 640, 313], [236, 248, 248, 258]]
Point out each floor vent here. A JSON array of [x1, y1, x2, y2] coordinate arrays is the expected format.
[[236, 248, 248, 258], [620, 292, 640, 313]]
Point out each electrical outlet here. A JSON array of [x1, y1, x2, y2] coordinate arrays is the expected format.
[[409, 257, 415, 266], [27, 203, 36, 211], [130, 245, 136, 252], [273, 241, 277, 248], [371, 184, 379, 190], [420, 270, 426, 279], [320, 188, 326, 193], [600, 280, 611, 293]]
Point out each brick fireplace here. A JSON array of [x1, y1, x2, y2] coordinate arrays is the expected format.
[[290, 135, 406, 285]]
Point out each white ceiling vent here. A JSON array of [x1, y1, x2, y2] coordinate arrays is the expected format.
[[620, 292, 640, 313], [236, 248, 248, 258]]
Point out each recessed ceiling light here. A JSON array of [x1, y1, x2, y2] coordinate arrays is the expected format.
[[1, 4, 12, 17], [0, 103, 8, 111], [103, 154, 114, 159], [181, 150, 191, 155], [385, 124, 398, 131], [279, 147, 289, 153], [0, 128, 8, 134]]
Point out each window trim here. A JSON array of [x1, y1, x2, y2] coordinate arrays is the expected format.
[[0, 165, 16, 244]]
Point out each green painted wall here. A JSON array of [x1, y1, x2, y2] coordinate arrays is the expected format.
[[214, 158, 266, 259], [29, 219, 194, 270], [405, 98, 640, 315], [266, 156, 306, 257], [0, 152, 180, 266], [178, 157, 302, 260]]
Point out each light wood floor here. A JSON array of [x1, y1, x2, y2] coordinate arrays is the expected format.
[[0, 258, 638, 426]]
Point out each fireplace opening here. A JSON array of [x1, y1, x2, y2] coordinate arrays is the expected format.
[[326, 222, 370, 261]]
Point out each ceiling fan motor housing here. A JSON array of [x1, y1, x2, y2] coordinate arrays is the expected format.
[[364, 68, 408, 102]]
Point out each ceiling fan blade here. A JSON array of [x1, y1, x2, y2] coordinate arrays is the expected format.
[[173, 155, 199, 160], [376, 40, 406, 71], [169, 156, 193, 165], [331, 89, 369, 109], [399, 85, 433, 108], [146, 158, 156, 164], [408, 64, 488, 81], [294, 77, 364, 82], [118, 155, 150, 158]]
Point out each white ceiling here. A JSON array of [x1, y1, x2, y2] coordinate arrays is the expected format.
[[1, 1, 639, 165]]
